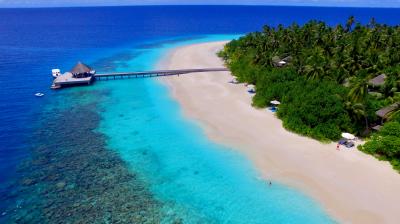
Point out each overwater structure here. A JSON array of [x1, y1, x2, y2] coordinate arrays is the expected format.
[[51, 62, 228, 89]]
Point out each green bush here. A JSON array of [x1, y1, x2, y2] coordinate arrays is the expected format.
[[380, 122, 400, 137], [276, 79, 352, 140], [359, 122, 400, 171]]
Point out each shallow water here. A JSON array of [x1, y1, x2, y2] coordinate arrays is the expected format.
[[94, 36, 335, 223]]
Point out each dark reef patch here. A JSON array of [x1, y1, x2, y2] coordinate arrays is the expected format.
[[2, 90, 164, 223]]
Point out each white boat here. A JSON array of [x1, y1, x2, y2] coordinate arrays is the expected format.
[[35, 93, 44, 97], [52, 69, 61, 78]]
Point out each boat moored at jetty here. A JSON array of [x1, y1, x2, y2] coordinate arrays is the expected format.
[[51, 69, 61, 78]]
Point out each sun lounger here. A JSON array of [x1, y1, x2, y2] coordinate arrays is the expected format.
[[268, 107, 277, 112], [345, 141, 355, 148], [338, 138, 347, 145]]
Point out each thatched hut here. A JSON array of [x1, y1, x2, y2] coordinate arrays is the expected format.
[[376, 102, 400, 121], [368, 74, 386, 88], [272, 55, 292, 67], [70, 62, 95, 78], [281, 56, 293, 63]]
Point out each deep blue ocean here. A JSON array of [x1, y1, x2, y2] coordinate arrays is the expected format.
[[1, 5, 400, 223]]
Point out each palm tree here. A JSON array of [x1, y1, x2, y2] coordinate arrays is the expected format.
[[302, 47, 327, 80], [368, 17, 377, 28], [348, 78, 369, 103], [345, 16, 355, 32], [303, 64, 325, 80], [345, 101, 369, 130]]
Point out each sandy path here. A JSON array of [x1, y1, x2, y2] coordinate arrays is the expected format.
[[158, 41, 400, 224]]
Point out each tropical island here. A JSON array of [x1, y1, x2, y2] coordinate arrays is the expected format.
[[218, 17, 400, 171]]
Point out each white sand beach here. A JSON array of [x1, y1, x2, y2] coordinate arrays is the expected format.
[[158, 41, 400, 224]]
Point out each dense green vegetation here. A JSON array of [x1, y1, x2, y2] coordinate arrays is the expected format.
[[219, 17, 400, 169], [359, 122, 400, 170]]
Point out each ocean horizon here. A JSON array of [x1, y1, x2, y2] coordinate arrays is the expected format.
[[1, 5, 400, 223]]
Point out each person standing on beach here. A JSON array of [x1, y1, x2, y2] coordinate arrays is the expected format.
[[336, 143, 340, 151]]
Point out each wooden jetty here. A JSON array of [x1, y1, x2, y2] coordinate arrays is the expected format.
[[94, 68, 228, 80], [51, 64, 229, 89]]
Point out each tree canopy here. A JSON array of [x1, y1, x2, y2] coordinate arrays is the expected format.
[[219, 17, 400, 159]]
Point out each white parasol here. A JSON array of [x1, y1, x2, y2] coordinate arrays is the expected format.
[[341, 133, 355, 140], [270, 100, 281, 105]]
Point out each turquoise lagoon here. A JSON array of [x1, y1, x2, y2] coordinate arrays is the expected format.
[[93, 35, 336, 223]]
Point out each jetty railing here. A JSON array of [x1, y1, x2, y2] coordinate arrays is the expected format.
[[93, 68, 229, 80], [51, 68, 229, 89]]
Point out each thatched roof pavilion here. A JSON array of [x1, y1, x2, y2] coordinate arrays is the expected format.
[[368, 74, 386, 87], [70, 62, 94, 78], [281, 56, 293, 63], [272, 55, 292, 67], [70, 62, 92, 75], [376, 102, 400, 118]]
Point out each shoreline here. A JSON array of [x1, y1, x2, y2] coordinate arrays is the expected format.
[[158, 41, 400, 223]]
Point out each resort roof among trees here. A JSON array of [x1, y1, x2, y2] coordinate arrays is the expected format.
[[368, 74, 387, 87], [376, 102, 400, 118]]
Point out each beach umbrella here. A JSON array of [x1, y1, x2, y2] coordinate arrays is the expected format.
[[278, 60, 287, 65], [270, 100, 281, 105], [247, 84, 255, 89], [230, 78, 239, 84], [341, 133, 355, 140]]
